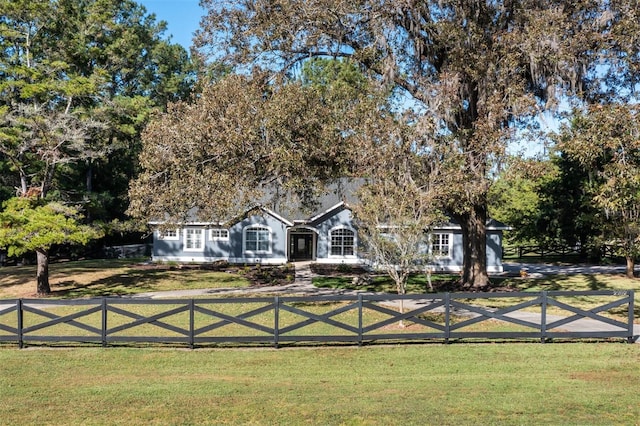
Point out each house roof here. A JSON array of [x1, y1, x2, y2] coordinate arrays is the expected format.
[[262, 178, 362, 222], [150, 177, 510, 231]]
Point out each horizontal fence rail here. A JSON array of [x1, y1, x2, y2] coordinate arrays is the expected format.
[[0, 291, 635, 348], [503, 244, 623, 259]]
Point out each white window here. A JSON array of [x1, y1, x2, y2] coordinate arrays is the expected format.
[[184, 228, 204, 251], [244, 226, 271, 253], [159, 229, 179, 240], [330, 228, 355, 256], [209, 228, 229, 240], [431, 233, 451, 257]]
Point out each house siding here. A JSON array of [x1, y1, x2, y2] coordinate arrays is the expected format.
[[230, 214, 288, 263], [427, 230, 503, 273], [151, 204, 505, 272], [152, 213, 288, 264], [313, 207, 360, 264]]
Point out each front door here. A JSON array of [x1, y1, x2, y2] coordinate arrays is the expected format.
[[290, 232, 314, 261]]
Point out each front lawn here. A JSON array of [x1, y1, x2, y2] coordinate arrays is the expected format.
[[0, 344, 638, 424], [313, 268, 640, 294], [313, 269, 640, 322], [313, 273, 460, 293], [0, 259, 250, 299]]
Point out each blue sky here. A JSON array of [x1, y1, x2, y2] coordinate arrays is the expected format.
[[137, 0, 205, 49]]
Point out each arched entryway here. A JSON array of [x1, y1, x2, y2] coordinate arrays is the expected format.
[[288, 227, 317, 261]]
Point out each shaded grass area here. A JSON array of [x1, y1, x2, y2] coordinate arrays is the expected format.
[[313, 273, 459, 293], [0, 259, 249, 299], [313, 270, 639, 294], [0, 344, 639, 425]]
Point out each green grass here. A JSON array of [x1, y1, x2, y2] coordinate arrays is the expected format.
[[3, 300, 479, 341], [313, 270, 639, 294], [314, 272, 640, 321], [0, 344, 638, 425], [0, 259, 249, 299], [313, 273, 458, 293]]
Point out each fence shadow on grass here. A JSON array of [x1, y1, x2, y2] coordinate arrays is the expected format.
[[0, 290, 635, 349]]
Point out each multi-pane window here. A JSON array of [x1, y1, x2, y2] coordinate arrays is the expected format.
[[431, 233, 450, 257], [330, 228, 355, 256], [245, 226, 271, 252], [210, 228, 229, 240], [184, 228, 204, 251], [159, 229, 179, 240]]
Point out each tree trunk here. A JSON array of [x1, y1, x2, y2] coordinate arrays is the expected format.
[[86, 158, 93, 193], [36, 250, 51, 295], [86, 159, 93, 222], [396, 278, 406, 328], [625, 256, 635, 279], [456, 203, 489, 288], [19, 170, 28, 196]]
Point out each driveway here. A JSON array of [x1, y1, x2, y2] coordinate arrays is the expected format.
[[502, 262, 627, 276]]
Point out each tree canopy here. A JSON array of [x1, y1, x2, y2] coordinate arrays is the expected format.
[[0, 0, 195, 213], [128, 70, 384, 224], [0, 197, 101, 294], [559, 104, 640, 277], [0, 0, 195, 291], [194, 0, 640, 286]]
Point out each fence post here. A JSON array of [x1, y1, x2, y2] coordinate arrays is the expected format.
[[540, 291, 547, 344], [358, 294, 363, 346], [101, 298, 107, 347], [444, 293, 450, 344], [17, 299, 23, 349], [628, 290, 635, 344], [274, 296, 279, 349], [189, 299, 195, 350]]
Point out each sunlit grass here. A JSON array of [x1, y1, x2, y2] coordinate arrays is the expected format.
[[3, 296, 612, 348], [0, 259, 249, 299], [313, 273, 458, 293], [0, 344, 638, 424]]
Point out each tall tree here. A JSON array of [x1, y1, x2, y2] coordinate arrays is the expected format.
[[0, 0, 195, 287], [301, 58, 447, 295], [0, 0, 195, 214], [536, 151, 602, 258], [195, 0, 640, 287], [559, 105, 640, 278], [128, 72, 377, 224]]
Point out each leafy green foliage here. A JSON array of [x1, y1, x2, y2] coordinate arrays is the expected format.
[[489, 157, 563, 247], [0, 197, 100, 257], [0, 0, 195, 222], [559, 105, 640, 276], [0, 196, 102, 293], [301, 57, 368, 101], [537, 152, 602, 254]]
